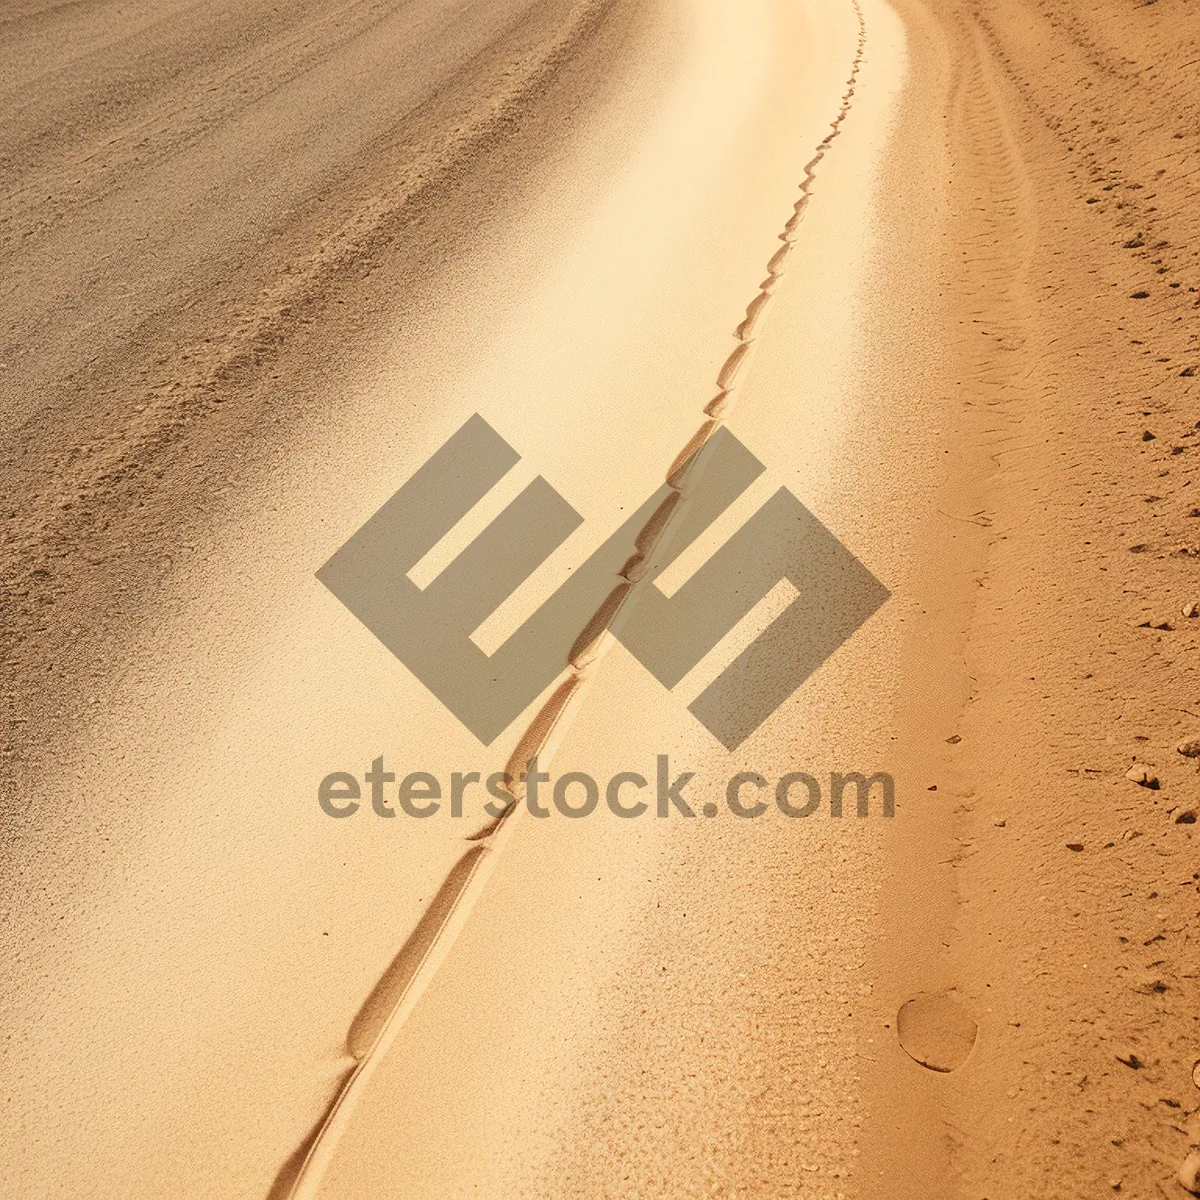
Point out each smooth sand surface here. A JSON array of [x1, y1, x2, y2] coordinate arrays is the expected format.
[[3, 0, 1198, 1195], [3, 0, 902, 1193]]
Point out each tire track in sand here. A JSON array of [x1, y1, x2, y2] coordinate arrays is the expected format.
[[272, 6, 868, 1195]]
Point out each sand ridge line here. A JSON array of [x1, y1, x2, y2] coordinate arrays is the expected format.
[[485, 0, 869, 824], [272, 6, 868, 1196], [267, 845, 492, 1200]]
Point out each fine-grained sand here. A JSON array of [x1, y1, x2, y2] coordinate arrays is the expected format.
[[1, 0, 1196, 1196], [864, 0, 1200, 1193]]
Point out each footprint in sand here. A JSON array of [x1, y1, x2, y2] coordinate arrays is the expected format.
[[896, 993, 979, 1073]]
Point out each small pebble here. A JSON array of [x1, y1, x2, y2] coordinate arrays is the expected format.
[[1178, 740, 1200, 758], [1125, 764, 1160, 789], [1176, 809, 1197, 825], [1184, 601, 1200, 618]]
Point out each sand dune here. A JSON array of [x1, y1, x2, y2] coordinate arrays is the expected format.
[[1, 0, 1197, 1195]]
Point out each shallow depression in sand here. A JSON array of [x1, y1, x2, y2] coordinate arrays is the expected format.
[[896, 992, 979, 1073]]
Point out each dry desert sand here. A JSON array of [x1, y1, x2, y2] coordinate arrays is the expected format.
[[1, 0, 1199, 1196]]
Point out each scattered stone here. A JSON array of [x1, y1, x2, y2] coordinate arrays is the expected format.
[[1131, 291, 1151, 300], [1176, 809, 1197, 825], [1129, 544, 1148, 552], [1138, 618, 1174, 630], [1184, 601, 1199, 618], [1142, 429, 1157, 440], [896, 993, 978, 1072], [927, 784, 937, 791], [1125, 764, 1160, 788], [1181, 366, 1197, 377], [1178, 740, 1200, 757], [1066, 842, 1085, 852], [946, 734, 962, 744], [1116, 1051, 1144, 1069], [1192, 1059, 1200, 1088], [994, 819, 1007, 828]]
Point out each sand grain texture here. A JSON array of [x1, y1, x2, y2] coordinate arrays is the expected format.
[[864, 0, 1200, 1193], [2, 0, 1198, 1196]]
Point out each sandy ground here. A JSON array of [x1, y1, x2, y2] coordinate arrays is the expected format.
[[863, 0, 1200, 1194], [2, 0, 1198, 1196]]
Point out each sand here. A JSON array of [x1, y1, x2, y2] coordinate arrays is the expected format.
[[862, 0, 1200, 1193], [1, 0, 1197, 1195]]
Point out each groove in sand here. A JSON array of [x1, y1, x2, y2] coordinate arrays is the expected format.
[[273, 4, 868, 1194]]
